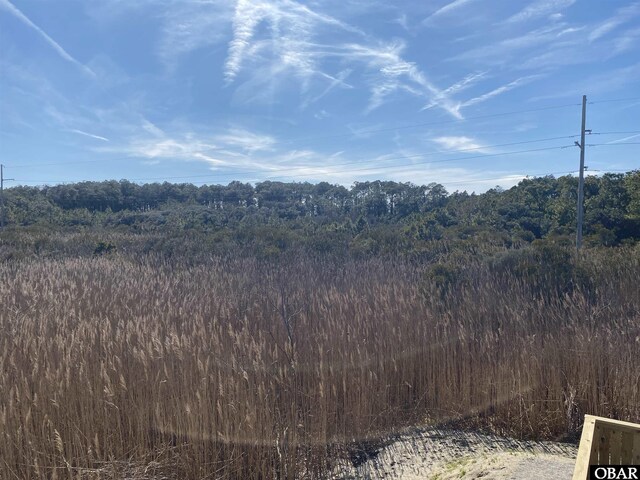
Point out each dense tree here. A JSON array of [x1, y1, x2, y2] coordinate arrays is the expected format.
[[2, 171, 639, 257]]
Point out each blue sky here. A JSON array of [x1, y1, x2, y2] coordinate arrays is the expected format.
[[0, 0, 639, 192]]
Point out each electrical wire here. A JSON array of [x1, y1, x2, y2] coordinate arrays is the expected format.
[[284, 102, 582, 143], [587, 142, 640, 146], [4, 104, 587, 169], [12, 144, 579, 184], [588, 130, 640, 136], [589, 97, 640, 105], [4, 97, 638, 186], [6, 134, 580, 172]]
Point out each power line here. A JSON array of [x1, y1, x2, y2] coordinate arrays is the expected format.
[[5, 125, 635, 173], [588, 130, 640, 136], [287, 102, 582, 143], [4, 102, 636, 171], [12, 141, 637, 186], [3, 99, 636, 171], [589, 97, 640, 105], [4, 96, 637, 189], [261, 146, 575, 179], [587, 142, 640, 146], [134, 135, 584, 176], [6, 133, 580, 174], [4, 104, 587, 169], [15, 144, 576, 184]]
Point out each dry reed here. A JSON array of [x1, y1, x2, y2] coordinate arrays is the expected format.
[[1, 250, 638, 478]]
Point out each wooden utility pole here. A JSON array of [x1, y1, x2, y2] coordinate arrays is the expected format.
[[575, 95, 588, 250], [0, 164, 15, 229]]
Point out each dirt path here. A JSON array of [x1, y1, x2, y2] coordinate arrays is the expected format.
[[332, 427, 577, 479]]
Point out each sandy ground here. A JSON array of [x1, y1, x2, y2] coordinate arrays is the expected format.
[[332, 427, 577, 479]]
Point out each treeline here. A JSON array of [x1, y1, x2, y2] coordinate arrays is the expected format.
[[2, 172, 639, 257]]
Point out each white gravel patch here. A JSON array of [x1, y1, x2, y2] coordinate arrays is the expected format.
[[332, 427, 577, 479]]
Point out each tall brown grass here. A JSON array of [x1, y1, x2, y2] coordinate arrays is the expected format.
[[1, 250, 638, 478]]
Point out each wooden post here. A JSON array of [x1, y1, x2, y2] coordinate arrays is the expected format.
[[573, 415, 640, 479], [573, 415, 596, 480]]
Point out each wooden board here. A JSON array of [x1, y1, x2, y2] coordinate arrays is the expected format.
[[573, 415, 640, 480], [573, 415, 597, 480], [620, 431, 634, 464], [609, 430, 621, 465]]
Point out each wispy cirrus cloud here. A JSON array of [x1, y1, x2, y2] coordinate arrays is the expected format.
[[213, 128, 276, 153], [455, 2, 639, 74], [224, 0, 361, 83], [82, 0, 470, 120], [431, 136, 487, 152], [301, 69, 354, 108], [529, 62, 640, 101], [421, 71, 487, 111], [99, 121, 278, 170], [157, 1, 232, 65], [422, 0, 477, 25], [0, 0, 95, 76], [606, 133, 640, 144], [221, 0, 463, 117], [111, 132, 233, 167], [339, 41, 463, 118], [68, 129, 110, 142], [100, 120, 509, 192], [451, 24, 568, 64], [460, 75, 541, 109], [588, 2, 640, 43], [503, 0, 576, 24]]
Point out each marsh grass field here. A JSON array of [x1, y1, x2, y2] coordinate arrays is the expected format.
[[1, 246, 639, 479]]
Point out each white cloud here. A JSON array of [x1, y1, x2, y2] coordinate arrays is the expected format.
[[98, 123, 281, 171], [98, 119, 516, 193], [302, 69, 354, 107], [460, 75, 541, 109], [431, 136, 487, 152], [529, 62, 640, 100], [141, 119, 165, 138], [452, 24, 567, 64], [443, 71, 487, 95], [589, 2, 640, 43], [0, 0, 95, 76], [224, 0, 361, 83], [612, 27, 640, 54], [126, 137, 227, 165], [395, 13, 409, 31], [68, 129, 110, 142], [157, 1, 232, 65], [213, 128, 276, 153], [340, 41, 462, 118], [421, 71, 486, 111], [422, 0, 477, 25], [504, 0, 575, 24], [606, 133, 640, 144], [220, 0, 460, 117], [590, 21, 623, 43]]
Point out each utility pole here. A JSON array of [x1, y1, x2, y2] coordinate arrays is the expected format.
[[574, 95, 588, 250], [0, 164, 15, 229]]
